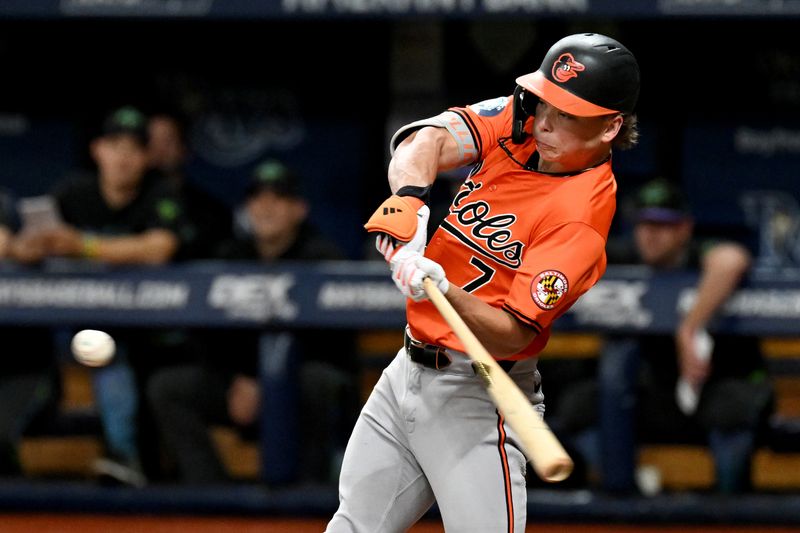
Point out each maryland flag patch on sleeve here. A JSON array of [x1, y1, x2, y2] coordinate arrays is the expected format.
[[531, 270, 569, 310]]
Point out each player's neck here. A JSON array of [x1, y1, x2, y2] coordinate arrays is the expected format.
[[533, 151, 611, 176]]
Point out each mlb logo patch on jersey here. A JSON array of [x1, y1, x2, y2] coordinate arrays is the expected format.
[[468, 97, 509, 117], [531, 270, 568, 310]]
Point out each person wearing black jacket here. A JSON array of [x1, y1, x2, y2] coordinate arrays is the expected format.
[[10, 106, 193, 487], [147, 111, 234, 261], [146, 160, 358, 484]]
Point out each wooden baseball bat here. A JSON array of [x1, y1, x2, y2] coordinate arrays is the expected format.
[[422, 278, 574, 482]]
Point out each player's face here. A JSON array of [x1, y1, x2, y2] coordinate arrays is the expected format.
[[92, 135, 149, 190], [634, 220, 693, 268], [532, 99, 622, 173]]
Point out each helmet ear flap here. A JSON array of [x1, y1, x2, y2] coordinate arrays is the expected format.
[[512, 85, 537, 144]]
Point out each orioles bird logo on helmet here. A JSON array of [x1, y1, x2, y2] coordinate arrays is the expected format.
[[551, 53, 585, 83]]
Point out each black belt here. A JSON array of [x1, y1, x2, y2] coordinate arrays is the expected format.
[[403, 329, 516, 372], [404, 329, 451, 370]]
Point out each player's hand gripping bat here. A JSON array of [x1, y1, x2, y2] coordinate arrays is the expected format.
[[422, 278, 574, 482]]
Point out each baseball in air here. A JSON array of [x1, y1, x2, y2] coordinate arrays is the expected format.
[[71, 329, 116, 367]]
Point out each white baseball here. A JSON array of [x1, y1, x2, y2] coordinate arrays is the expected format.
[[71, 329, 116, 367]]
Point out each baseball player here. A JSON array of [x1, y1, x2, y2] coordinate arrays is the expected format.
[[326, 33, 640, 532]]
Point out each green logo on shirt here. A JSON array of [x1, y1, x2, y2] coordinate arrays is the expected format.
[[157, 199, 180, 222]]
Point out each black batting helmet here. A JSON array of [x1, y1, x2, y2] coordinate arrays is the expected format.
[[516, 33, 640, 117]]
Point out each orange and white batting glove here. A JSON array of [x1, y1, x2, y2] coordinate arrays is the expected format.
[[391, 251, 449, 302]]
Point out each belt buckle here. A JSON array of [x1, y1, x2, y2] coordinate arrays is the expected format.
[[409, 337, 425, 349], [405, 327, 425, 349]]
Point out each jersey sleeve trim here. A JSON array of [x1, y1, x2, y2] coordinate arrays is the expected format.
[[389, 111, 478, 165], [502, 303, 543, 333], [449, 109, 483, 160]]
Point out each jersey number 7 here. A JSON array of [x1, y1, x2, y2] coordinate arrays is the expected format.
[[462, 256, 495, 293]]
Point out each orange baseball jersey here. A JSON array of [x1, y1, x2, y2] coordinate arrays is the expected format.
[[404, 95, 617, 360]]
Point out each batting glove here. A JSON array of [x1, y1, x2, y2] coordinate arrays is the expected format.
[[390, 250, 449, 302], [375, 204, 429, 262]]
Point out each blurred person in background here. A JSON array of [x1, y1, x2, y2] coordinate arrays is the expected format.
[[10, 105, 194, 487], [146, 160, 359, 485], [0, 193, 11, 256], [0, 189, 61, 478], [147, 111, 233, 261], [10, 106, 187, 266], [550, 178, 774, 494]]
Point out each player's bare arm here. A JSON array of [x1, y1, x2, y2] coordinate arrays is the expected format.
[[366, 126, 462, 251], [388, 126, 463, 193], [443, 284, 536, 357]]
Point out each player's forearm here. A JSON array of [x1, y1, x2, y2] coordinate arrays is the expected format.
[[443, 285, 536, 357], [85, 230, 178, 265], [680, 242, 752, 331], [388, 127, 462, 193]]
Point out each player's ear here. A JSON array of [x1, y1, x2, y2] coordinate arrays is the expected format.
[[600, 114, 624, 143]]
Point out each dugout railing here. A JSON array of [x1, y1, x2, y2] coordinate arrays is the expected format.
[[2, 259, 800, 491]]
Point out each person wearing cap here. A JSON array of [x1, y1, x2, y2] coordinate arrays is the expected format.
[[10, 105, 189, 265], [550, 178, 774, 494], [146, 111, 234, 260], [146, 159, 358, 485], [10, 105, 193, 487], [328, 33, 640, 531], [222, 159, 343, 261]]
